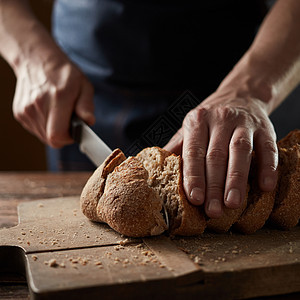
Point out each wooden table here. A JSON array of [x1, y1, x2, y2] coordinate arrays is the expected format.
[[0, 172, 299, 300], [0, 172, 91, 299]]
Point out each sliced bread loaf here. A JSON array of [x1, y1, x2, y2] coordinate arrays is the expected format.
[[207, 185, 249, 233], [234, 155, 276, 234], [269, 145, 300, 229]]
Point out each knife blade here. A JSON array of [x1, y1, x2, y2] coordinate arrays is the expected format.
[[70, 115, 112, 167]]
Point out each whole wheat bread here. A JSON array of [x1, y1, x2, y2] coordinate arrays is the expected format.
[[80, 147, 205, 237], [80, 129, 300, 237], [269, 145, 300, 229]]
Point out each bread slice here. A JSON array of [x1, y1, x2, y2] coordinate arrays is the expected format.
[[80, 149, 126, 222], [234, 155, 276, 234], [269, 145, 300, 229], [97, 157, 167, 237], [207, 185, 249, 233], [136, 147, 206, 236]]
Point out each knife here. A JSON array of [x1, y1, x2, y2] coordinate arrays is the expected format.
[[70, 115, 112, 167]]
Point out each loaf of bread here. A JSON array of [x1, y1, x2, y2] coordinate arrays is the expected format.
[[80, 147, 206, 237], [207, 184, 249, 233], [234, 155, 276, 234], [80, 149, 126, 222], [80, 129, 299, 237], [269, 144, 300, 229]]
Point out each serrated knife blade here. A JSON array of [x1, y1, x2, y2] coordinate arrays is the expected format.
[[70, 115, 112, 167]]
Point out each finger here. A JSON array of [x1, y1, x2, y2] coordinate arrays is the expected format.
[[13, 78, 48, 143], [164, 127, 183, 155], [224, 127, 253, 209], [205, 125, 233, 218], [13, 98, 47, 144], [182, 108, 208, 206], [46, 90, 75, 148], [75, 80, 95, 126], [254, 128, 278, 191]]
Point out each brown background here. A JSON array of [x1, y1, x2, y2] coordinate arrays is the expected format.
[[0, 0, 53, 171]]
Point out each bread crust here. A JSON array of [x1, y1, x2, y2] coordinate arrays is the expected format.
[[277, 129, 300, 149], [80, 149, 126, 221], [234, 157, 275, 234], [269, 145, 300, 229], [97, 157, 167, 237], [207, 185, 249, 233]]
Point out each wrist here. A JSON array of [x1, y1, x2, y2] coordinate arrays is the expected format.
[[217, 51, 277, 114]]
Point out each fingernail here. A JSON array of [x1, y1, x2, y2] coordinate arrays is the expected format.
[[225, 189, 241, 208], [263, 177, 275, 189], [190, 188, 204, 204], [207, 199, 221, 215]]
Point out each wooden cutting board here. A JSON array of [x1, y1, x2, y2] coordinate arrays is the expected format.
[[0, 196, 299, 300]]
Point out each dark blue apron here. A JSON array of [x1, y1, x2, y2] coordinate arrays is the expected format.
[[48, 0, 264, 171]]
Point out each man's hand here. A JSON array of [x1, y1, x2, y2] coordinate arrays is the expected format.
[[0, 0, 95, 148], [166, 0, 300, 218], [165, 91, 278, 219], [13, 54, 95, 148]]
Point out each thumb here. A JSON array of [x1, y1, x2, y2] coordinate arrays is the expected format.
[[164, 128, 183, 155], [75, 80, 95, 126]]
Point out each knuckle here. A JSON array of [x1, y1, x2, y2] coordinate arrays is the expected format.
[[52, 86, 66, 100], [207, 184, 224, 195], [184, 145, 206, 159], [47, 131, 64, 148], [228, 170, 246, 181], [262, 140, 277, 154], [206, 148, 227, 163], [183, 107, 207, 128], [216, 106, 236, 121], [230, 137, 252, 153], [23, 104, 35, 117], [183, 175, 205, 187]]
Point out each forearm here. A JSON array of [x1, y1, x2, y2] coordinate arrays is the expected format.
[[0, 0, 63, 74], [218, 0, 300, 114]]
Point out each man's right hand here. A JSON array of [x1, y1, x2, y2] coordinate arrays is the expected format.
[[0, 0, 95, 148], [13, 54, 95, 148]]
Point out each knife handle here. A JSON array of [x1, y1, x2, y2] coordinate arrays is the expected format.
[[70, 115, 83, 144]]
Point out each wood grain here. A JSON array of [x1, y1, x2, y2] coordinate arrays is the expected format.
[[0, 172, 91, 228], [0, 172, 90, 299], [0, 172, 299, 300]]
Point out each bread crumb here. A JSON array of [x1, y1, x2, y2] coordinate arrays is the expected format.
[[60, 263, 66, 268], [94, 261, 102, 266], [38, 203, 44, 208], [194, 256, 201, 264], [21, 232, 26, 235], [31, 255, 38, 261], [136, 244, 143, 249], [118, 239, 130, 246], [45, 259, 58, 267]]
